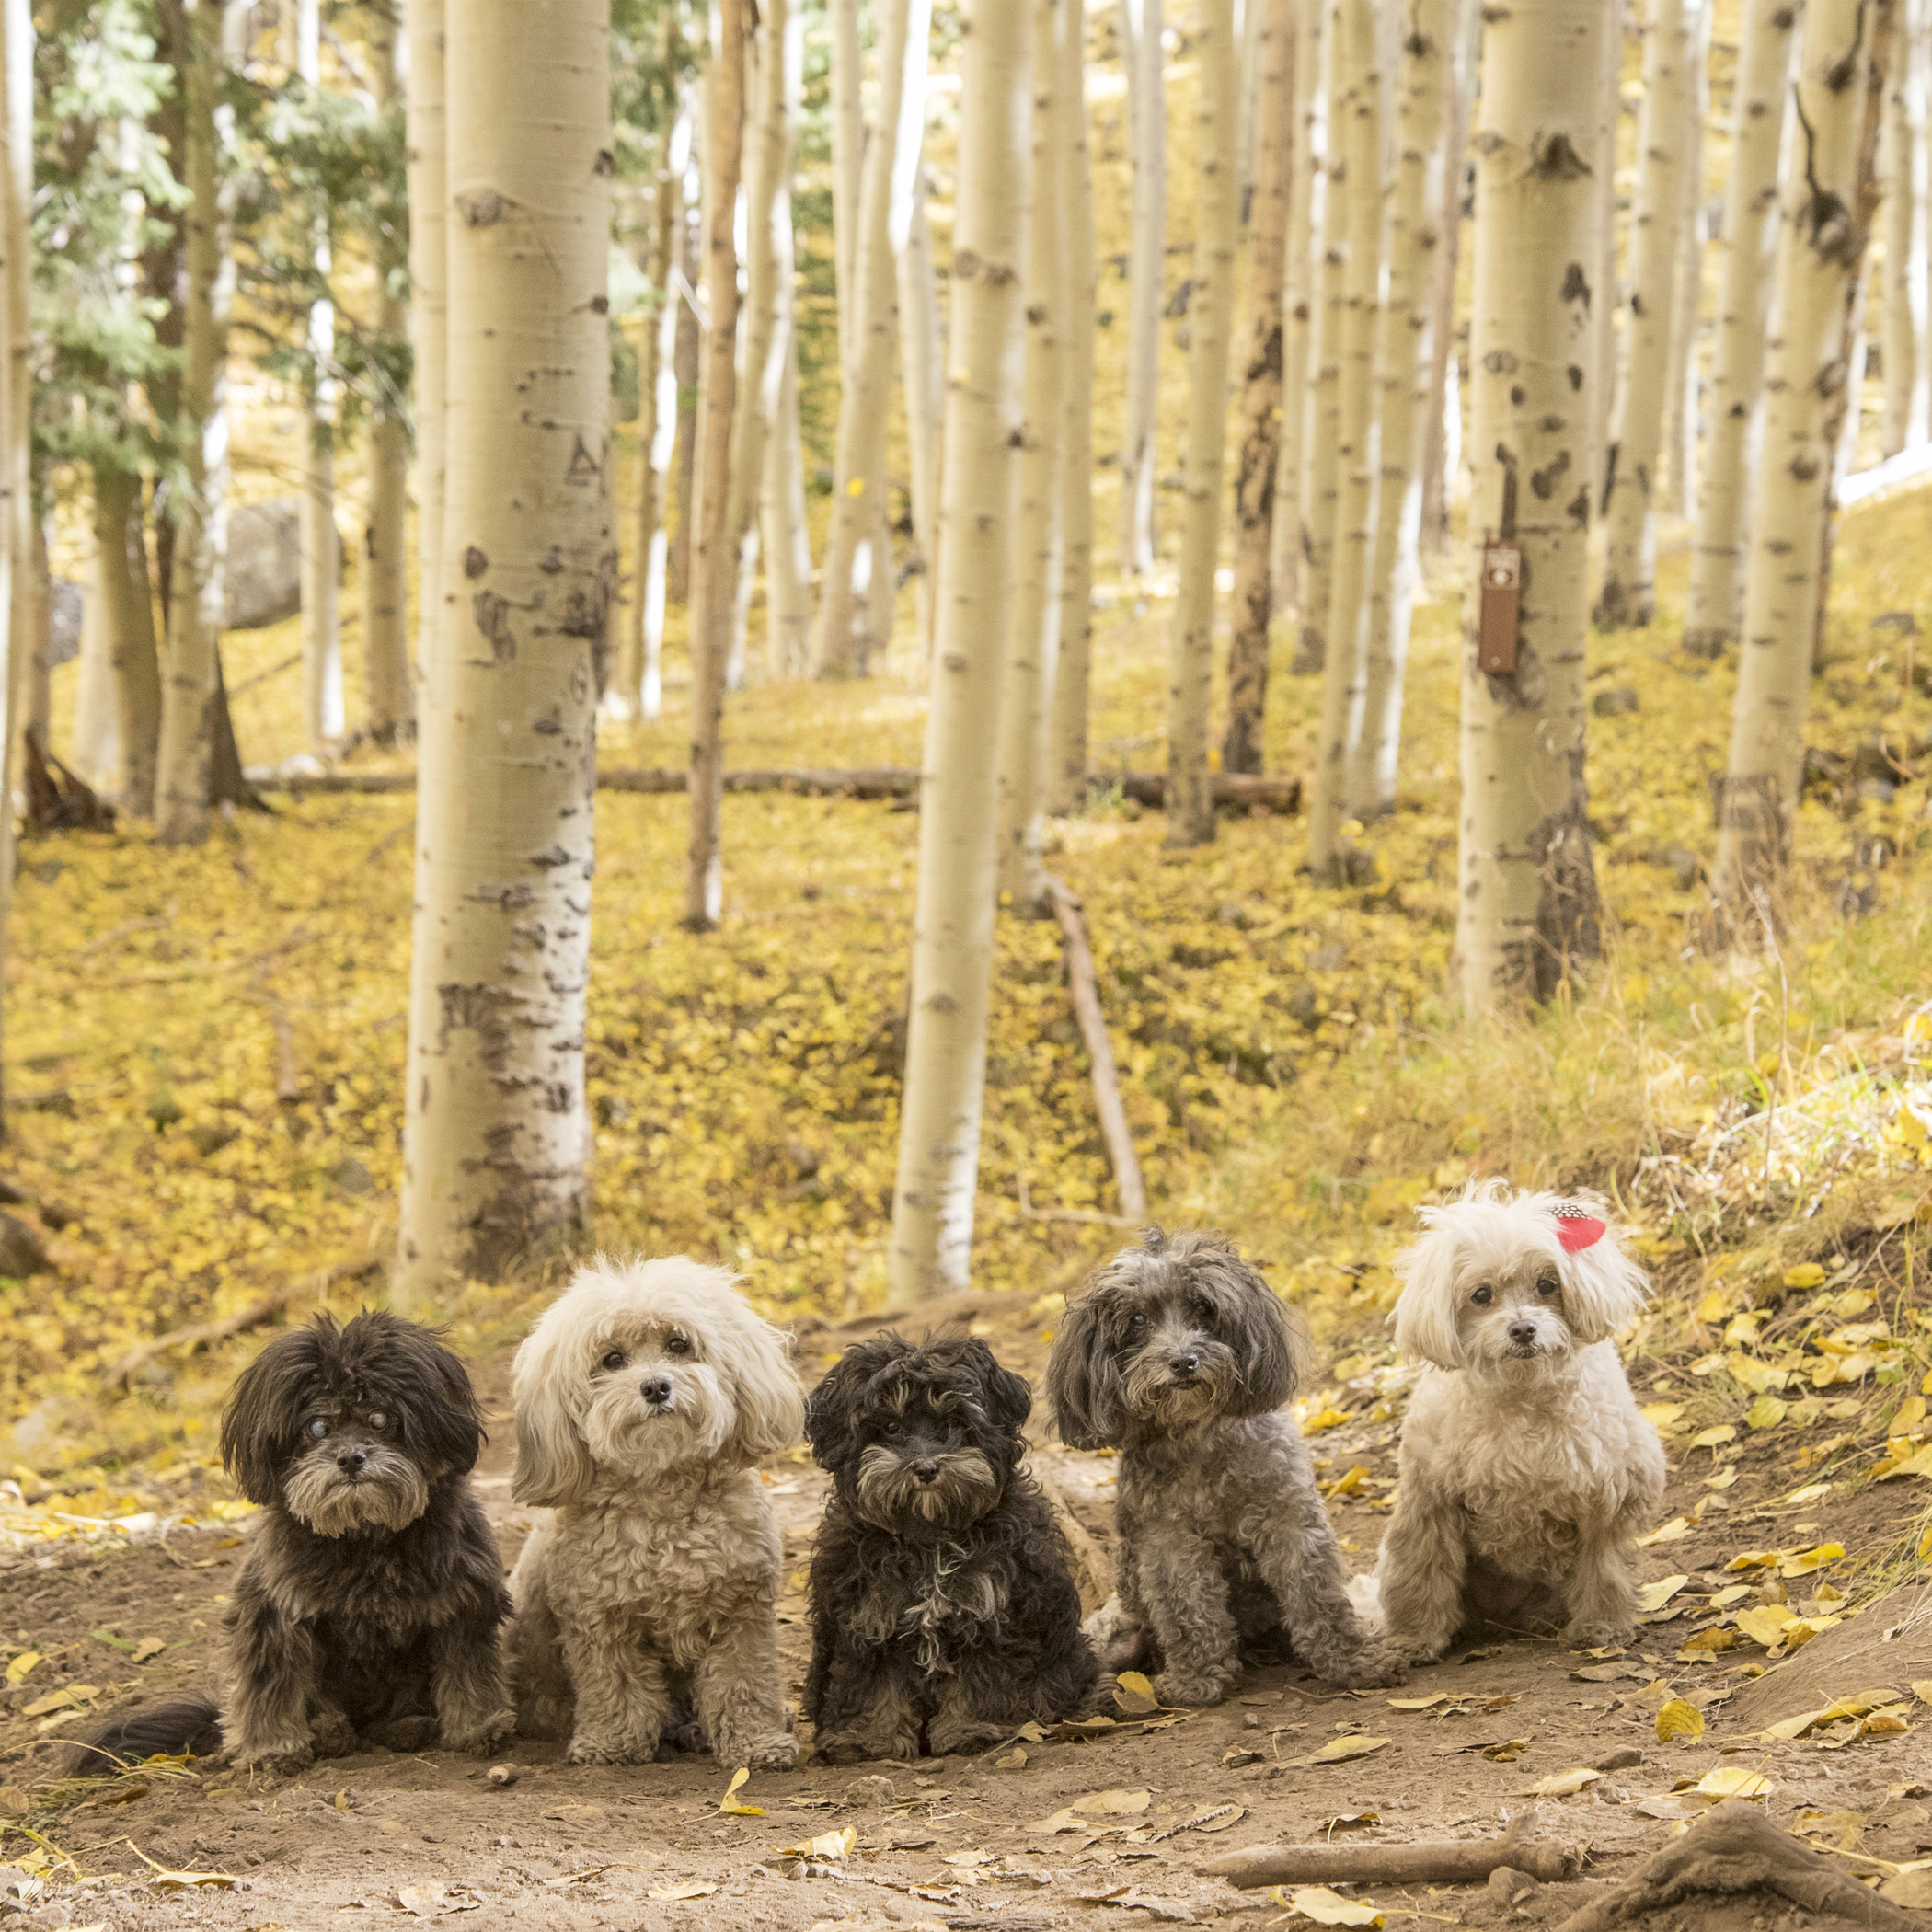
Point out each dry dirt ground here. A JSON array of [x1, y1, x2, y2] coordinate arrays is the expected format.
[[4, 1289, 1931, 1932]]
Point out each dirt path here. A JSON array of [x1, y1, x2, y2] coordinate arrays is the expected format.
[[4, 1292, 1929, 1931]]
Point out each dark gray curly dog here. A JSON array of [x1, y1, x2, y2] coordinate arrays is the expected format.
[[1044, 1227, 1405, 1707]]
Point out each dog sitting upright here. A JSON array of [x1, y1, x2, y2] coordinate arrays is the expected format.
[[1371, 1182, 1664, 1659], [803, 1335, 1097, 1762], [1046, 1228, 1403, 1707], [82, 1312, 513, 1773]]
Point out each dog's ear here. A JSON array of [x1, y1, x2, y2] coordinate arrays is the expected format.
[[1555, 1215, 1650, 1344], [509, 1304, 596, 1508], [355, 1313, 487, 1476], [719, 1306, 807, 1466], [222, 1322, 328, 1505], [1391, 1215, 1466, 1368], [962, 1338, 1031, 1434], [804, 1336, 894, 1472], [1190, 1240, 1302, 1416], [1044, 1292, 1123, 1450]]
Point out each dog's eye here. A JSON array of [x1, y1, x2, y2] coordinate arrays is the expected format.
[[1535, 1277, 1559, 1298], [367, 1411, 388, 1431], [1128, 1313, 1146, 1331], [1470, 1285, 1493, 1306], [601, 1350, 626, 1371], [667, 1335, 691, 1356], [306, 1419, 328, 1440]]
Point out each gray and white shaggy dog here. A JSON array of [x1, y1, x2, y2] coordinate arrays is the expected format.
[[506, 1257, 806, 1768], [1045, 1228, 1404, 1707], [77, 1312, 513, 1774], [803, 1334, 1097, 1763], [1369, 1182, 1664, 1660]]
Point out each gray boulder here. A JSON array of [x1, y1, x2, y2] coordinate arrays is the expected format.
[[224, 499, 305, 630]]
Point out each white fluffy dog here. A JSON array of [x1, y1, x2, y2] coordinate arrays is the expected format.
[[507, 1257, 805, 1768], [1371, 1182, 1664, 1659]]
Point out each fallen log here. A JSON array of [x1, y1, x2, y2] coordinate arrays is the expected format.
[[1047, 877, 1146, 1221], [1205, 1810, 1581, 1889], [247, 765, 1303, 812], [1549, 1800, 1925, 1932]]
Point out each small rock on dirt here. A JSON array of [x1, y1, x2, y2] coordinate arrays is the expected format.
[[1594, 1747, 1644, 1771], [1488, 1864, 1540, 1906], [842, 1774, 896, 1809], [487, 1764, 518, 1788]]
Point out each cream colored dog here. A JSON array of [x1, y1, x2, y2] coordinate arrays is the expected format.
[[507, 1257, 805, 1768], [1371, 1183, 1664, 1659]]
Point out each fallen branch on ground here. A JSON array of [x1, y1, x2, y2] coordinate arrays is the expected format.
[[1548, 1800, 1925, 1932], [106, 1258, 384, 1387], [1205, 1809, 1581, 1889], [1047, 877, 1147, 1221], [1029, 1460, 1117, 1614], [247, 765, 1304, 813]]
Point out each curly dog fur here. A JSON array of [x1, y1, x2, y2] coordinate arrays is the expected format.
[[803, 1334, 1096, 1763], [1369, 1182, 1665, 1659], [506, 1257, 805, 1769], [1045, 1228, 1403, 1707], [81, 1312, 513, 1774]]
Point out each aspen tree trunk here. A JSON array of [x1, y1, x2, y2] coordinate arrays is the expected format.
[[888, 0, 1030, 1304], [1595, 0, 1696, 628], [1220, 0, 1291, 777], [155, 0, 237, 847], [1268, 0, 1324, 615], [1712, 0, 1895, 929], [815, 0, 933, 677], [670, 139, 700, 604], [1163, 0, 1238, 847], [831, 0, 863, 374], [685, 0, 746, 929], [1662, 0, 1710, 519], [727, 0, 794, 680], [295, 0, 342, 748], [1455, 0, 1606, 1011], [995, 0, 1065, 913], [1297, 4, 1348, 675], [0, 0, 20, 1101], [94, 462, 163, 815], [395, 0, 611, 1300], [1587, 0, 1622, 507], [1049, 0, 1097, 816], [900, 171, 943, 653], [23, 516, 49, 755], [75, 560, 121, 791], [405, 0, 446, 689], [1420, 0, 1480, 554], [1119, 0, 1165, 575], [1348, 0, 1452, 822], [1881, 0, 1930, 453], [365, 0, 411, 742], [1684, 0, 1796, 653], [1306, 0, 1380, 877]]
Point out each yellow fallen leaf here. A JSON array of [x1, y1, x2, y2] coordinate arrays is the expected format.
[[1878, 1444, 1932, 1481], [0, 1786, 32, 1814], [1309, 1735, 1390, 1765], [1744, 1396, 1788, 1431], [1113, 1670, 1160, 1715], [995, 1747, 1027, 1769], [132, 1638, 166, 1664], [1762, 1708, 1835, 1742], [1892, 1396, 1928, 1435], [1783, 1482, 1834, 1505], [1386, 1695, 1449, 1710], [1863, 1708, 1912, 1737], [1678, 1627, 1737, 1654], [1781, 1616, 1842, 1649], [1639, 1516, 1695, 1546], [1784, 1264, 1828, 1289], [1705, 1466, 1740, 1490], [22, 1685, 98, 1719], [1734, 1605, 1799, 1648], [1910, 1682, 1932, 1706], [1690, 1426, 1737, 1451], [1655, 1699, 1705, 1743], [785, 1826, 856, 1860], [648, 1883, 718, 1901], [1778, 1542, 1845, 1577], [1708, 1584, 1752, 1608], [1323, 1466, 1370, 1497], [1725, 1549, 1779, 1572], [4, 1652, 39, 1685], [1639, 1576, 1690, 1614], [1524, 1768, 1604, 1798], [1694, 1767, 1777, 1800], [1275, 1885, 1384, 1926], [1072, 1788, 1152, 1815], [1642, 1402, 1686, 1432], [717, 1767, 764, 1817]]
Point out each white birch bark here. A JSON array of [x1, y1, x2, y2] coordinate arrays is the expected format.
[[1163, 0, 1238, 848], [1596, 0, 1697, 627], [1684, 0, 1797, 653], [1455, 0, 1606, 1011], [1882, 0, 1930, 452], [295, 0, 342, 749], [1587, 0, 1622, 510], [395, 0, 611, 1299], [405, 0, 446, 691], [1119, 0, 1165, 575], [1267, 0, 1324, 616], [1348, 0, 1452, 822], [1662, 0, 1711, 520], [686, 0, 747, 928], [1420, 0, 1480, 555], [1713, 0, 1894, 926], [899, 168, 943, 653], [155, 0, 238, 847], [22, 517, 48, 757], [0, 0, 18, 1021], [75, 546, 121, 792], [830, 0, 863, 374], [96, 462, 163, 813], [888, 0, 1030, 1304], [1049, 0, 1097, 815], [1221, 0, 1291, 777], [995, 0, 1065, 913], [815, 0, 932, 676], [1306, 0, 1380, 876], [365, 0, 411, 742]]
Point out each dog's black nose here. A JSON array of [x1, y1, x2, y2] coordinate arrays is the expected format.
[[1507, 1322, 1537, 1346], [336, 1447, 367, 1475], [912, 1458, 939, 1482], [641, 1375, 673, 1407], [1174, 1352, 1199, 1375]]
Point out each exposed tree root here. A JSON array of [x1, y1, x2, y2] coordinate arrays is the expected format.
[[1206, 1808, 1581, 1888]]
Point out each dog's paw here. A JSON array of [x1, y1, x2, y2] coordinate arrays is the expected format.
[[443, 1708, 517, 1755], [566, 1732, 654, 1766], [235, 1736, 314, 1775], [810, 1729, 872, 1766], [740, 1734, 798, 1773], [1562, 1619, 1632, 1650], [1152, 1670, 1233, 1709], [1334, 1644, 1409, 1690], [928, 1721, 1010, 1758]]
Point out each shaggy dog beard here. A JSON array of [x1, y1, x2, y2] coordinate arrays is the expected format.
[[852, 1444, 1002, 1532], [1460, 1301, 1577, 1374], [282, 1443, 431, 1536], [579, 1362, 731, 1480], [1115, 1337, 1241, 1432]]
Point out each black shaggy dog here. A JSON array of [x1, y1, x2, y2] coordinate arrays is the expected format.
[[803, 1334, 1096, 1763], [80, 1312, 513, 1773]]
